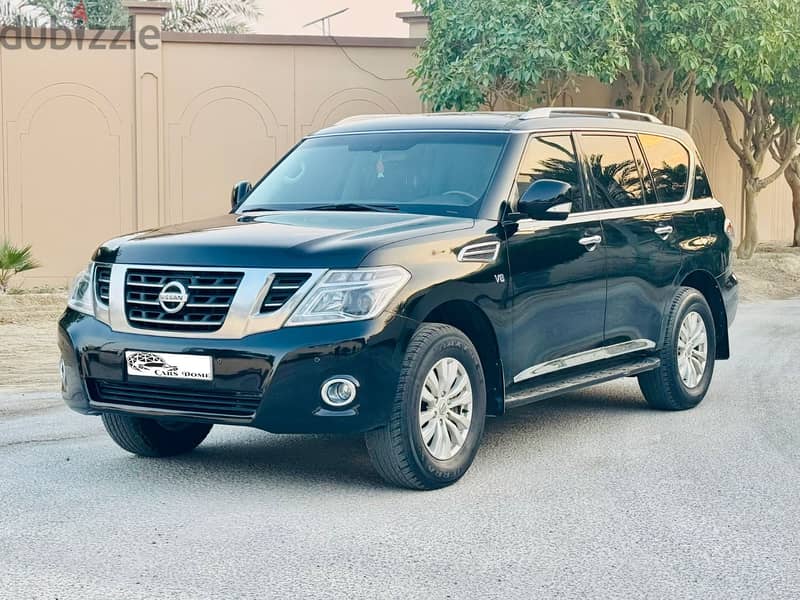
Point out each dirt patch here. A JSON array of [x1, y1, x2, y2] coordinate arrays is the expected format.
[[0, 292, 65, 392], [734, 245, 800, 302]]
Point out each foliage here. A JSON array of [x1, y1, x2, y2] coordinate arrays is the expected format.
[[614, 0, 711, 128], [691, 0, 800, 258], [0, 241, 40, 293], [411, 0, 630, 111], [162, 0, 260, 34], [21, 0, 260, 32], [24, 0, 127, 28], [0, 0, 40, 25]]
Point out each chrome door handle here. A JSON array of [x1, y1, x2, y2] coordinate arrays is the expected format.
[[654, 225, 673, 239], [578, 235, 602, 251]]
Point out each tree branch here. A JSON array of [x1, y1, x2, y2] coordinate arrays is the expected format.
[[759, 125, 799, 190], [712, 85, 746, 161]]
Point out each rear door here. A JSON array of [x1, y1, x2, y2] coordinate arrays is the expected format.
[[578, 132, 683, 348], [507, 134, 607, 385]]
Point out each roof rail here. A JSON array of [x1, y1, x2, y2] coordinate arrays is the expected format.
[[520, 107, 663, 124], [335, 114, 403, 126]]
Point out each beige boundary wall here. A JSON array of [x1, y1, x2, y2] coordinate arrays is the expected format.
[[0, 5, 794, 287]]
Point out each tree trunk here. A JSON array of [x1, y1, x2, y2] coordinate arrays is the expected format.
[[785, 161, 800, 247], [684, 79, 696, 133], [737, 183, 759, 259]]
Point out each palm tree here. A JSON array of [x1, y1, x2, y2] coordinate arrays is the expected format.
[[0, 241, 40, 293], [0, 0, 40, 25], [162, 0, 260, 34], [22, 0, 260, 32]]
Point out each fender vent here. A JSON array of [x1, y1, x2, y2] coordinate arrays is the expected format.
[[457, 241, 501, 263]]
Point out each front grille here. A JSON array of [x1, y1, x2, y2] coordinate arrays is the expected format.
[[95, 264, 112, 304], [125, 269, 243, 333], [261, 273, 310, 313], [88, 380, 261, 419]]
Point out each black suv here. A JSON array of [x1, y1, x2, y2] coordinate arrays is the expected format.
[[59, 108, 738, 489]]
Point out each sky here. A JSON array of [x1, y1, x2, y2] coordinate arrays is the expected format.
[[255, 1, 416, 37]]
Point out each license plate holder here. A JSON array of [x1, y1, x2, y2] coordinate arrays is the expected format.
[[125, 351, 213, 381]]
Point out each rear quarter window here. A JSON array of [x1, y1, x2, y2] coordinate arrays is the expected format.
[[639, 134, 691, 203], [692, 157, 714, 199]]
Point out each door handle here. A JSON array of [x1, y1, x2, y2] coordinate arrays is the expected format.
[[578, 235, 602, 251], [654, 225, 674, 239]]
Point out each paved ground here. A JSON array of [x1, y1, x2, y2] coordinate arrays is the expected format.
[[1, 300, 798, 599]]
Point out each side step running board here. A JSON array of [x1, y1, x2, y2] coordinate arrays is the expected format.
[[505, 357, 661, 410]]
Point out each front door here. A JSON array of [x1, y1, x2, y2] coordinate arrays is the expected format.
[[507, 134, 607, 385]]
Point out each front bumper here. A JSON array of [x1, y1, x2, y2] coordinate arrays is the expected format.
[[58, 310, 418, 433]]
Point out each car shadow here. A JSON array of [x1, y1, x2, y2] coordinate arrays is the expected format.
[[120, 381, 650, 491]]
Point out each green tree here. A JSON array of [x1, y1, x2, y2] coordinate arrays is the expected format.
[[0, 241, 40, 293], [411, 0, 630, 111], [691, 0, 800, 258], [616, 0, 713, 130]]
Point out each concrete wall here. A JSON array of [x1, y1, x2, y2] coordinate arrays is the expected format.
[[0, 7, 793, 288]]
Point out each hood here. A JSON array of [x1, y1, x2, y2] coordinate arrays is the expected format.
[[94, 211, 474, 268]]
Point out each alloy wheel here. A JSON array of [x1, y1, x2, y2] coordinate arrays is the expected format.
[[677, 310, 708, 389], [419, 357, 473, 460]]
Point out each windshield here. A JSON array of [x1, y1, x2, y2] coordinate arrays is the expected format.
[[238, 132, 509, 218]]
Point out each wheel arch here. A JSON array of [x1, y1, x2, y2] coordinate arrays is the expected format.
[[422, 300, 505, 416], [679, 270, 730, 359]]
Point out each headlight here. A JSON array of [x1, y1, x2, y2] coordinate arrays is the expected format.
[[67, 263, 95, 315], [286, 266, 410, 326]]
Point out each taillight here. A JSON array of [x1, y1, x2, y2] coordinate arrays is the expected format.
[[724, 217, 735, 241]]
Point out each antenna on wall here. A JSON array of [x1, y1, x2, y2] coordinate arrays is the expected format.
[[303, 8, 350, 36]]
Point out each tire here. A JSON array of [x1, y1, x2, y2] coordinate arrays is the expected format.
[[638, 287, 716, 411], [101, 413, 213, 457], [365, 323, 486, 490]]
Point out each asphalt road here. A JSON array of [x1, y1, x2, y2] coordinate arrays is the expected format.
[[1, 300, 798, 600]]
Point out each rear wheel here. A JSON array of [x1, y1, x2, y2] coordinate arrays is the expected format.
[[638, 287, 716, 410], [101, 413, 212, 457], [365, 323, 486, 490]]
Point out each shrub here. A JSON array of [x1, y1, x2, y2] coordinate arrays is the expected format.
[[0, 241, 40, 293]]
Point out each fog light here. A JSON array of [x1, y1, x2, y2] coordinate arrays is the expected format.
[[321, 376, 359, 407]]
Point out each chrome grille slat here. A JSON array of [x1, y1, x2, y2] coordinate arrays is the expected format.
[[124, 268, 243, 333], [128, 316, 225, 327], [261, 273, 311, 314], [94, 264, 112, 305]]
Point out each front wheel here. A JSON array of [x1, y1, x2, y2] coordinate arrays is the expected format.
[[638, 287, 716, 411], [101, 413, 213, 457], [365, 324, 486, 490]]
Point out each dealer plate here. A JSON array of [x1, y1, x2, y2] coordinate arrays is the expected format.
[[125, 351, 213, 381]]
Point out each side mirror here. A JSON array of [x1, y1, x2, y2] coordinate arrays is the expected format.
[[517, 179, 573, 221], [231, 180, 252, 211]]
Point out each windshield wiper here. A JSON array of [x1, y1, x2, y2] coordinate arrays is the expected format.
[[301, 203, 400, 213]]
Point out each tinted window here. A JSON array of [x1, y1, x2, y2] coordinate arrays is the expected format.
[[238, 132, 508, 219], [693, 157, 713, 199], [581, 135, 647, 209], [639, 134, 691, 203], [514, 135, 585, 212]]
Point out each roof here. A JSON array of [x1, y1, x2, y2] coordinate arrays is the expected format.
[[312, 109, 695, 146]]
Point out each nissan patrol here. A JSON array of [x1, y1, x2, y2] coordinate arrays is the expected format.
[[58, 108, 738, 489]]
